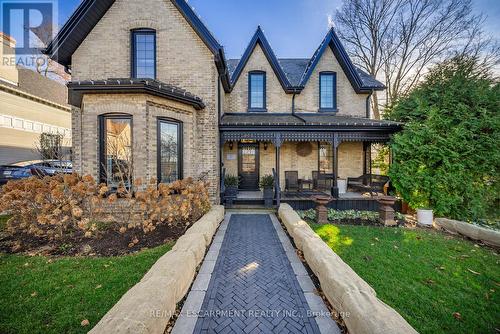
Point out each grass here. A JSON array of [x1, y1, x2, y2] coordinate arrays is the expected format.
[[0, 242, 174, 334], [310, 223, 500, 334]]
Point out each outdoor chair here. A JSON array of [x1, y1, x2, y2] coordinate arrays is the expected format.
[[312, 171, 334, 191], [347, 174, 389, 195], [284, 171, 299, 192]]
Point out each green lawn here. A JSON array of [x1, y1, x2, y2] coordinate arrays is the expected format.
[[310, 224, 499, 334], [0, 242, 174, 334]]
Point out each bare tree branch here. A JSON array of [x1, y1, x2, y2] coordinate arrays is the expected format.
[[335, 0, 498, 117]]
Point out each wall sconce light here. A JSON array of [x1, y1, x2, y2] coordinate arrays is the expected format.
[[263, 142, 268, 150], [229, 141, 234, 150]]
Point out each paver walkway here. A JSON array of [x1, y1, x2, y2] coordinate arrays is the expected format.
[[173, 213, 339, 334]]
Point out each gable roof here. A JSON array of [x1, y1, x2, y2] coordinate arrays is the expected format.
[[227, 28, 384, 93], [299, 28, 385, 92], [229, 27, 298, 93], [44, 1, 383, 94], [43, 0, 231, 91]]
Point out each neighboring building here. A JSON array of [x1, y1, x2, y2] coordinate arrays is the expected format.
[[0, 33, 71, 165], [44, 0, 400, 203]]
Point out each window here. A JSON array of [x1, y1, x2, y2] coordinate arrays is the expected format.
[[319, 72, 337, 111], [99, 115, 132, 187], [131, 29, 156, 79], [319, 142, 333, 173], [248, 71, 266, 111], [158, 119, 182, 183]]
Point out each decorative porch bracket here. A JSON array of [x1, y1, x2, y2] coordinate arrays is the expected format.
[[220, 131, 392, 144]]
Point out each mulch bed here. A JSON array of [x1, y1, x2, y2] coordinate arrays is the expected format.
[[0, 223, 187, 257]]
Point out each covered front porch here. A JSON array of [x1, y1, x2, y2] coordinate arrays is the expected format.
[[219, 113, 402, 209]]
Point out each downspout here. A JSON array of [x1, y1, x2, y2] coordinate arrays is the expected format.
[[291, 91, 306, 123], [366, 89, 374, 118]]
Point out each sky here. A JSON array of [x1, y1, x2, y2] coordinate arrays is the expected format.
[[56, 0, 500, 60]]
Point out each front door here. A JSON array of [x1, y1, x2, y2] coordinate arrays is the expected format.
[[238, 143, 259, 190]]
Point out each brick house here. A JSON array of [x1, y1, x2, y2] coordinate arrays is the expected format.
[[44, 0, 400, 205]]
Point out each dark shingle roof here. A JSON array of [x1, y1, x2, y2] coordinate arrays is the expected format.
[[221, 113, 401, 128], [67, 78, 205, 110], [227, 58, 383, 90]]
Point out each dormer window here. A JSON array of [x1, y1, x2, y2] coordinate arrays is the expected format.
[[131, 29, 156, 79], [248, 71, 266, 111], [319, 72, 337, 111]]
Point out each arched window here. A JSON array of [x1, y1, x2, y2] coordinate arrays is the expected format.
[[157, 118, 183, 183], [99, 114, 133, 187], [131, 28, 156, 79]]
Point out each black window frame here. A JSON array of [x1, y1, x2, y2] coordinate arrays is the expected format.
[[131, 28, 157, 79], [247, 71, 267, 112], [157, 117, 183, 184], [98, 113, 133, 186], [319, 71, 337, 112]]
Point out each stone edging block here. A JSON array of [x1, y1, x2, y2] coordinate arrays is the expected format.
[[88, 205, 225, 334], [435, 218, 500, 248], [278, 203, 418, 334]]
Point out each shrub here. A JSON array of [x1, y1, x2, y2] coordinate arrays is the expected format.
[[0, 174, 210, 240], [386, 56, 499, 220]]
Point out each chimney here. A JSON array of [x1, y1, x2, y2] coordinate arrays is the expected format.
[[0, 32, 19, 85]]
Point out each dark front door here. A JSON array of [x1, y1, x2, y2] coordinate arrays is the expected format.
[[238, 143, 259, 190]]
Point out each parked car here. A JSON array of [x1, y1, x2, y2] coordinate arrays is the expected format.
[[0, 160, 73, 185]]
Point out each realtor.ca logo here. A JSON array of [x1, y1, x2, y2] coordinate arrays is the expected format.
[[1, 0, 57, 60]]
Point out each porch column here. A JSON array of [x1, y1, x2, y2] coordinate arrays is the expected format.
[[332, 133, 340, 198], [363, 141, 372, 175], [273, 133, 283, 206]]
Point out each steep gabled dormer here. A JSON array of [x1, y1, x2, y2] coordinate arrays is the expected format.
[[225, 27, 297, 113]]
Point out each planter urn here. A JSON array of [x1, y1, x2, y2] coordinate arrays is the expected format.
[[263, 187, 274, 208], [225, 186, 238, 208], [312, 195, 332, 224], [378, 196, 396, 226], [417, 209, 433, 226]]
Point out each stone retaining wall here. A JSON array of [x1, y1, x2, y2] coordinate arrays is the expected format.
[[89, 205, 225, 334], [278, 204, 418, 334], [435, 218, 500, 248]]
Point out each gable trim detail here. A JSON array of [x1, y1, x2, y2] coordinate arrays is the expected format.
[[299, 28, 382, 93], [229, 27, 299, 94]]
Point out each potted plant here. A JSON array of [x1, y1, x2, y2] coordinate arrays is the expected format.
[[259, 174, 274, 208]]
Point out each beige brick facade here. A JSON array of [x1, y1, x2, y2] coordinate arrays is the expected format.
[[295, 50, 369, 116], [71, 0, 220, 199], [225, 44, 369, 117], [68, 0, 376, 202], [221, 141, 364, 188]]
